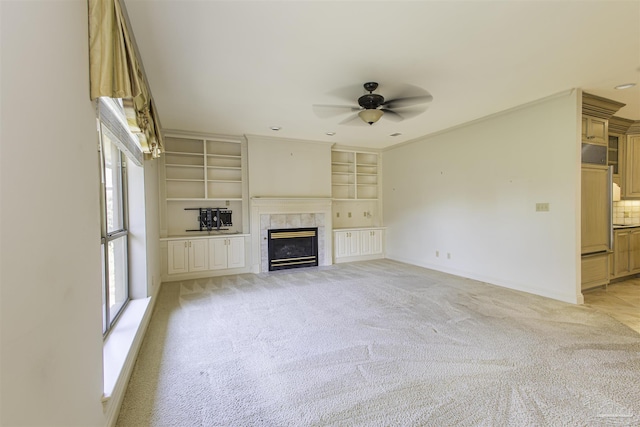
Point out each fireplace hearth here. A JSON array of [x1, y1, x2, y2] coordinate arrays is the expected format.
[[268, 227, 318, 271]]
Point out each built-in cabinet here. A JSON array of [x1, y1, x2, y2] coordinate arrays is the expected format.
[[167, 239, 209, 275], [209, 236, 245, 270], [165, 236, 246, 276], [334, 228, 384, 263], [160, 131, 249, 281]]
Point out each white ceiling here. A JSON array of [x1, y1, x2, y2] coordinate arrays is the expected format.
[[124, 0, 640, 150]]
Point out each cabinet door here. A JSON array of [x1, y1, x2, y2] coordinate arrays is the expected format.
[[208, 238, 228, 271], [168, 240, 189, 275], [629, 230, 640, 272], [335, 231, 359, 258], [582, 116, 607, 145], [360, 230, 372, 255], [227, 237, 245, 269], [613, 231, 630, 277], [625, 136, 640, 198], [370, 229, 383, 255], [581, 166, 610, 254], [188, 239, 209, 272]]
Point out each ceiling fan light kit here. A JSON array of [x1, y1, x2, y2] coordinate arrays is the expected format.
[[313, 81, 433, 126], [359, 108, 384, 125]]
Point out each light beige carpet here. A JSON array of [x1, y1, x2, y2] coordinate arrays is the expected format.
[[117, 260, 640, 426]]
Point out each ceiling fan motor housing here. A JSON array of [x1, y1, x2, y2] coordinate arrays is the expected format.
[[358, 94, 384, 110], [358, 81, 384, 110]]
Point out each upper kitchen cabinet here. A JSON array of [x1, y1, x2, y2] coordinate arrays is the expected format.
[[581, 93, 625, 166], [582, 115, 607, 145], [623, 123, 640, 198], [609, 116, 634, 187]]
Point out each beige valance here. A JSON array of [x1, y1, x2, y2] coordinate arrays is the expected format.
[[88, 0, 163, 158]]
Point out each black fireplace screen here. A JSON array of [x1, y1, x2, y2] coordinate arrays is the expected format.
[[268, 228, 318, 271]]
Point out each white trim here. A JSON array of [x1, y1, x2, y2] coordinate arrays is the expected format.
[[102, 295, 157, 427]]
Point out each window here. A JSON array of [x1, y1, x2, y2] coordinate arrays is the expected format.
[[99, 124, 129, 335]]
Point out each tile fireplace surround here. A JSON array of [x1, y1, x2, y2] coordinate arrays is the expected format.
[[250, 198, 333, 273]]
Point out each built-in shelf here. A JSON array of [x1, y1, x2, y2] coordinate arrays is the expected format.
[[164, 136, 243, 200], [331, 149, 378, 200]]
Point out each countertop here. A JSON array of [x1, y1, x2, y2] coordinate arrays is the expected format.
[[613, 224, 640, 229]]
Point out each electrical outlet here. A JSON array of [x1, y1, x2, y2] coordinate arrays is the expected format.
[[447, 253, 451, 259], [336, 212, 340, 218], [364, 212, 367, 217], [436, 251, 439, 257], [625, 211, 631, 218], [225, 200, 230, 206], [348, 212, 352, 218]]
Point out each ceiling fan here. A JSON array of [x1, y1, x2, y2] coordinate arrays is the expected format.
[[313, 82, 433, 125]]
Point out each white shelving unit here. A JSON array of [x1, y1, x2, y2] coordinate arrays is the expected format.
[[164, 136, 243, 201], [331, 149, 379, 200]]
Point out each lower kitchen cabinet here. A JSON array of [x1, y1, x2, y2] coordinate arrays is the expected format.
[[168, 239, 209, 275], [209, 236, 245, 270], [611, 228, 640, 279], [581, 252, 609, 291], [334, 228, 384, 263]]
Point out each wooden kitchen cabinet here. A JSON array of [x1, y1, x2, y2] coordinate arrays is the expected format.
[[582, 252, 609, 290], [624, 135, 640, 198], [611, 228, 640, 279], [581, 165, 610, 255], [582, 115, 608, 145]]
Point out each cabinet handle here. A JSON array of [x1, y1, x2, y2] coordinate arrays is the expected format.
[[184, 241, 187, 248], [189, 241, 192, 247]]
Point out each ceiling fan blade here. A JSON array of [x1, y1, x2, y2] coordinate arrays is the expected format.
[[383, 94, 433, 109], [325, 83, 371, 103], [380, 109, 404, 122], [312, 104, 361, 118], [383, 105, 429, 121], [338, 113, 365, 125]]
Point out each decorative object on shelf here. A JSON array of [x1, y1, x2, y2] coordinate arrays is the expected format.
[[185, 208, 232, 232], [313, 82, 433, 125]]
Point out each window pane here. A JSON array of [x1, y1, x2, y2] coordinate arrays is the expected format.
[[103, 135, 124, 233], [101, 242, 107, 334], [107, 236, 128, 325]]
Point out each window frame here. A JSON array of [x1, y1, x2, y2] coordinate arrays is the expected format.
[[98, 121, 130, 337]]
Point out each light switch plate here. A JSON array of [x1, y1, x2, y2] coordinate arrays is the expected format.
[[536, 203, 550, 212]]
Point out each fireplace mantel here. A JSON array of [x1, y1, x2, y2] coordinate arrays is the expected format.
[[250, 197, 333, 273]]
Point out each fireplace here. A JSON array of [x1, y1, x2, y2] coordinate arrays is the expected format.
[[250, 198, 332, 273], [268, 227, 318, 271]]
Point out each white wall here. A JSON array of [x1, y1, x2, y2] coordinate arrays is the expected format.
[[383, 91, 581, 303], [247, 135, 332, 198], [144, 158, 162, 297], [1, 1, 106, 426]]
